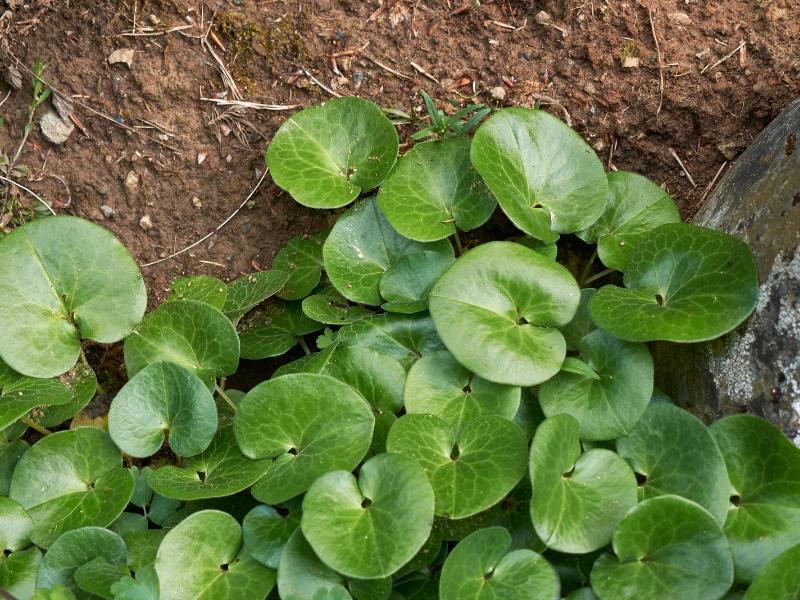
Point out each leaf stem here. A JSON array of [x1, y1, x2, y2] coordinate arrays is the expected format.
[[582, 268, 616, 286], [452, 229, 464, 256], [298, 336, 311, 356], [21, 416, 52, 436], [215, 383, 238, 412], [578, 250, 598, 286]]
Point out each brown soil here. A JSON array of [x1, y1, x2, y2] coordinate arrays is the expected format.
[[0, 0, 797, 298]]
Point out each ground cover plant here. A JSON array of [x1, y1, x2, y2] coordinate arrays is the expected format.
[[0, 95, 797, 600]]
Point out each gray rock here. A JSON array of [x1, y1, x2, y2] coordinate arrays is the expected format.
[[108, 48, 135, 68], [139, 214, 153, 230], [125, 171, 140, 195], [100, 205, 115, 219], [653, 99, 800, 444], [39, 110, 75, 144]]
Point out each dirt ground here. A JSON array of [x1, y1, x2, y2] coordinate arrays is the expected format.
[[0, 0, 797, 299]]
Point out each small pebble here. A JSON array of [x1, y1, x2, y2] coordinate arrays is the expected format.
[[139, 214, 153, 230], [40, 110, 75, 144], [108, 48, 135, 68], [100, 205, 115, 219], [584, 82, 597, 94], [124, 171, 140, 194], [490, 86, 507, 101], [192, 197, 202, 208], [668, 11, 693, 26], [535, 10, 552, 25], [622, 56, 640, 69]]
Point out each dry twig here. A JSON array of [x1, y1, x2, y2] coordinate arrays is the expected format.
[[364, 55, 413, 80], [668, 147, 697, 187], [200, 98, 300, 111], [648, 8, 664, 126], [701, 41, 746, 74]]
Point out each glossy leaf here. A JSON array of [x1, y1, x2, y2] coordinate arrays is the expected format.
[[9, 428, 134, 548], [74, 557, 130, 598], [380, 249, 455, 313], [236, 373, 374, 504], [243, 501, 301, 569], [109, 564, 159, 600], [0, 546, 41, 600], [273, 231, 327, 301], [108, 362, 217, 458], [277, 529, 352, 600], [0, 371, 72, 430], [377, 138, 494, 241], [538, 329, 653, 440], [387, 415, 528, 519], [590, 496, 734, 600], [439, 527, 559, 600], [559, 288, 597, 351], [166, 275, 228, 309], [743, 542, 800, 600], [155, 510, 276, 600], [471, 108, 607, 242], [0, 436, 27, 497], [429, 241, 579, 386], [589, 223, 759, 342], [238, 300, 323, 360], [301, 453, 435, 579], [0, 216, 147, 378], [301, 283, 374, 325], [0, 496, 32, 552], [529, 414, 637, 553], [39, 362, 98, 428], [223, 270, 290, 318], [267, 96, 399, 208]]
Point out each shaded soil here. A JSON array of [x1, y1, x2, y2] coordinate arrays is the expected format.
[[0, 0, 797, 298]]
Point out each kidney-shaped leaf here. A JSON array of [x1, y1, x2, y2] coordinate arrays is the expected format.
[[109, 362, 217, 458], [377, 138, 494, 242], [9, 428, 134, 548], [0, 546, 41, 600], [39, 362, 98, 428], [277, 529, 351, 600], [616, 402, 730, 523], [559, 288, 597, 351], [223, 270, 289, 319], [0, 369, 72, 431], [529, 414, 637, 553], [267, 96, 399, 208], [166, 275, 228, 310], [590, 223, 759, 342], [387, 415, 528, 519], [243, 501, 301, 570], [0, 496, 32, 552], [238, 300, 323, 360], [302, 282, 374, 325], [439, 527, 559, 600], [590, 496, 734, 600], [471, 108, 607, 242], [710, 415, 800, 582], [273, 231, 327, 301], [380, 249, 455, 314], [155, 510, 276, 600], [430, 241, 579, 386], [301, 453, 435, 579], [538, 329, 653, 441], [0, 216, 147, 378], [743, 542, 800, 600], [236, 373, 374, 504]]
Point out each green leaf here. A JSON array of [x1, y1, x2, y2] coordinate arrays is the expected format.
[[0, 546, 41, 599], [0, 372, 72, 430], [155, 510, 276, 600], [404, 351, 520, 434], [166, 275, 228, 309], [710, 415, 800, 582], [538, 329, 653, 440], [616, 402, 730, 523], [37, 526, 127, 597], [39, 362, 98, 428], [429, 241, 579, 386], [301, 453, 435, 579], [0, 496, 32, 551], [110, 564, 160, 600], [387, 415, 528, 519], [236, 373, 374, 504], [529, 414, 637, 553], [124, 299, 240, 385], [238, 300, 323, 360], [74, 556, 130, 599], [277, 529, 351, 599], [0, 216, 147, 378], [439, 527, 559, 600], [376, 138, 494, 242], [589, 223, 759, 342], [274, 231, 327, 301], [109, 361, 218, 458], [590, 496, 734, 600], [323, 197, 453, 305], [380, 249, 455, 313], [109, 512, 148, 538], [559, 288, 597, 351], [470, 108, 607, 242], [266, 96, 399, 208], [147, 426, 271, 500], [743, 542, 800, 600], [223, 269, 290, 319], [124, 529, 165, 573], [515, 236, 558, 261], [564, 589, 597, 600], [335, 313, 445, 369], [302, 283, 374, 325], [243, 501, 301, 569], [9, 428, 134, 548], [0, 437, 27, 496], [32, 584, 77, 600], [579, 171, 680, 270]]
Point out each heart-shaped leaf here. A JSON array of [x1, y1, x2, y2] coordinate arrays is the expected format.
[[537, 329, 653, 440], [235, 373, 374, 504], [266, 97, 399, 208], [147, 426, 271, 500], [0, 546, 41, 599], [0, 436, 27, 497], [243, 501, 301, 569], [74, 556, 130, 598], [616, 402, 730, 523], [124, 529, 165, 573], [0, 496, 32, 552], [471, 108, 607, 242], [404, 351, 521, 434], [302, 283, 374, 325], [579, 171, 680, 270], [166, 275, 228, 309], [9, 428, 134, 548], [439, 527, 560, 600], [529, 414, 637, 553], [387, 415, 528, 519], [37, 526, 127, 597], [590, 496, 734, 600], [238, 300, 323, 360], [380, 249, 455, 313], [301, 453, 435, 579], [0, 368, 72, 430], [589, 223, 759, 342], [742, 542, 800, 599], [155, 510, 276, 600], [710, 415, 800, 582], [223, 269, 290, 319], [430, 241, 579, 386], [108, 362, 217, 458], [559, 288, 597, 351], [323, 197, 453, 305], [109, 564, 159, 600], [564, 589, 597, 600], [376, 138, 494, 242], [39, 362, 98, 428], [124, 299, 240, 386], [273, 231, 327, 301], [0, 216, 147, 378]]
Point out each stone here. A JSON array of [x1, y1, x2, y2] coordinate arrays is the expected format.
[[40, 109, 75, 144], [139, 214, 153, 230], [100, 205, 115, 219], [584, 82, 597, 94], [535, 11, 552, 25], [124, 171, 140, 194], [653, 98, 800, 444], [490, 86, 506, 101], [622, 56, 640, 69], [667, 11, 693, 26], [108, 48, 135, 68]]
